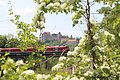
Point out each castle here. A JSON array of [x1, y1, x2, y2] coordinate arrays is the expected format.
[[41, 32, 77, 43]]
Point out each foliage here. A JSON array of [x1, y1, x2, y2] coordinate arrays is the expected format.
[[5, 38, 20, 48], [0, 0, 120, 80], [65, 43, 77, 51], [0, 35, 7, 48], [32, 0, 120, 79], [8, 4, 45, 51], [45, 40, 61, 46], [45, 39, 78, 51], [95, 0, 120, 6], [0, 35, 20, 48]]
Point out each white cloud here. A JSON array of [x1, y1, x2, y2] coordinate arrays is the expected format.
[[0, 0, 7, 6], [14, 8, 35, 16]]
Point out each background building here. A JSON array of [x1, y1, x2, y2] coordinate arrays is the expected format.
[[41, 32, 79, 50], [42, 32, 70, 42]]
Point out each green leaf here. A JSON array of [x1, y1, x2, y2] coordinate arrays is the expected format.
[[44, 0, 51, 3], [110, 55, 120, 60], [4, 52, 10, 56], [113, 18, 120, 29]]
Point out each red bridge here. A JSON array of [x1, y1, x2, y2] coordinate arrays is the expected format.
[[0, 46, 69, 60]]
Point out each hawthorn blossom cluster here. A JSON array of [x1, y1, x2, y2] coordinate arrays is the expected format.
[[67, 51, 78, 56], [93, 29, 115, 42], [16, 60, 24, 66], [53, 75, 80, 80], [51, 62, 64, 71], [59, 56, 66, 62], [7, 58, 14, 63], [21, 70, 35, 75], [104, 30, 115, 40], [19, 70, 51, 80], [37, 74, 50, 80], [53, 75, 63, 80], [67, 46, 81, 56], [36, 0, 81, 16], [84, 71, 93, 76], [78, 36, 86, 46]]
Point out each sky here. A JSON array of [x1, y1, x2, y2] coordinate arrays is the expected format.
[[0, 0, 103, 38]]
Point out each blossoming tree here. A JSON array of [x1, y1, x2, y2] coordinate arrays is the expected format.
[[0, 0, 120, 80]]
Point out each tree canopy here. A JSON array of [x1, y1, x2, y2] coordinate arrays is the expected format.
[[0, 0, 120, 80]]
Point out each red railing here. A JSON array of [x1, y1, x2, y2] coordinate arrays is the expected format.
[[0, 46, 69, 53]]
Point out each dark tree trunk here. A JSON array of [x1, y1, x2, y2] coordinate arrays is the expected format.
[[86, 0, 96, 69]]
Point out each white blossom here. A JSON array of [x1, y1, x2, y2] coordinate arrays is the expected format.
[[39, 2, 46, 8], [111, 35, 115, 40], [60, 0, 66, 2], [92, 46, 100, 51], [84, 71, 93, 76], [41, 2, 46, 6], [81, 56, 90, 63], [100, 65, 110, 70], [92, 46, 96, 51], [69, 5, 74, 10], [72, 51, 77, 56], [85, 58, 91, 62], [47, 3, 54, 9], [99, 46, 105, 52], [119, 33, 120, 37], [117, 72, 120, 74], [19, 75, 25, 80], [16, 67, 20, 72], [82, 55, 87, 58], [90, 18, 98, 26], [104, 30, 111, 36], [40, 0, 44, 2], [67, 51, 78, 56], [93, 33, 99, 40], [37, 74, 50, 80], [3, 70, 8, 74], [67, 51, 72, 56], [80, 77, 85, 80], [70, 76, 79, 80], [44, 74, 50, 79], [79, 66, 84, 69], [93, 35, 98, 40], [79, 53, 84, 57], [8, 58, 14, 63], [16, 60, 24, 66], [111, 65, 115, 68], [65, 76, 70, 80], [60, 3, 67, 9], [78, 36, 86, 46], [72, 12, 79, 19], [63, 0, 75, 3], [37, 74, 43, 80], [21, 70, 34, 75], [52, 63, 64, 71], [96, 78, 100, 80], [104, 30, 115, 40], [74, 46, 80, 53], [53, 75, 63, 80], [66, 58, 71, 62], [54, 2, 60, 7], [115, 64, 118, 67], [59, 56, 66, 62]]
